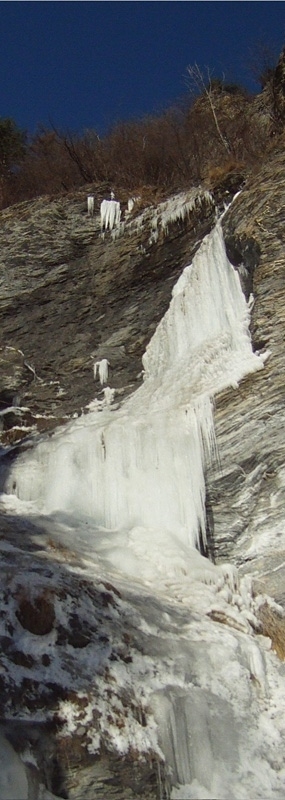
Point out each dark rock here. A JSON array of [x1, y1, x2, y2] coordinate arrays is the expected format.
[[224, 232, 261, 298], [16, 591, 55, 635], [9, 649, 35, 668], [209, 143, 285, 604]]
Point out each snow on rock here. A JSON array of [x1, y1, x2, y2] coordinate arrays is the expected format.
[[0, 510, 284, 799]]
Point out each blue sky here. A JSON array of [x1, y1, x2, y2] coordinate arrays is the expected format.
[[1, 2, 284, 136]]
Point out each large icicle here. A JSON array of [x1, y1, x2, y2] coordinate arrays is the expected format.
[[3, 222, 265, 552], [100, 199, 121, 232]]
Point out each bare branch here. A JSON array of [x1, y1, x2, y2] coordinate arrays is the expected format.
[[186, 63, 231, 155]]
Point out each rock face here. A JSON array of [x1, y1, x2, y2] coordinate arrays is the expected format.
[[1, 141, 285, 798], [1, 149, 285, 605], [0, 187, 215, 443], [209, 140, 285, 603], [1, 150, 285, 558]]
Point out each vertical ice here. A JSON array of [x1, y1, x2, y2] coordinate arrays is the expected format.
[[93, 358, 110, 385], [4, 222, 265, 551], [87, 195, 94, 216], [100, 199, 121, 232]]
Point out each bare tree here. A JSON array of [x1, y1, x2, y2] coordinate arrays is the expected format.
[[186, 63, 232, 155]]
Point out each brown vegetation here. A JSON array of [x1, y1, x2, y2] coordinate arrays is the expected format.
[[1, 54, 284, 210], [258, 601, 285, 660]]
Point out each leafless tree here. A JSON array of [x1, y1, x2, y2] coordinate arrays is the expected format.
[[186, 63, 232, 155]]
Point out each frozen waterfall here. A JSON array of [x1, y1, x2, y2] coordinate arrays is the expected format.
[[3, 222, 265, 550], [2, 218, 284, 800]]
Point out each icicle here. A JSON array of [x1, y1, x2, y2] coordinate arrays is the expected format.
[[93, 359, 110, 385], [87, 195, 94, 216], [100, 199, 121, 232]]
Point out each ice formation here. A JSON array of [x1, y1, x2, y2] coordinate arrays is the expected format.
[[125, 196, 141, 216], [129, 187, 214, 245], [100, 199, 121, 232], [2, 211, 282, 800], [159, 188, 213, 234], [87, 194, 94, 216], [4, 222, 266, 544], [93, 357, 110, 385]]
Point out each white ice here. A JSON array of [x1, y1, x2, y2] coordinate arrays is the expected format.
[[100, 199, 121, 231], [87, 195, 94, 216], [93, 357, 109, 385], [5, 222, 265, 550], [1, 212, 283, 800]]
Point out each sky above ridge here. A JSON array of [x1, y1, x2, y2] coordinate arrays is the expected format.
[[0, 1, 284, 137]]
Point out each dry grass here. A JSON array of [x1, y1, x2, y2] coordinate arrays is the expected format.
[[205, 159, 247, 187], [1, 79, 275, 210], [258, 601, 285, 660]]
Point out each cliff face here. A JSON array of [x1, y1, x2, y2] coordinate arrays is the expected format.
[[0, 187, 215, 440], [1, 144, 285, 602], [211, 142, 285, 604], [1, 140, 285, 799]]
